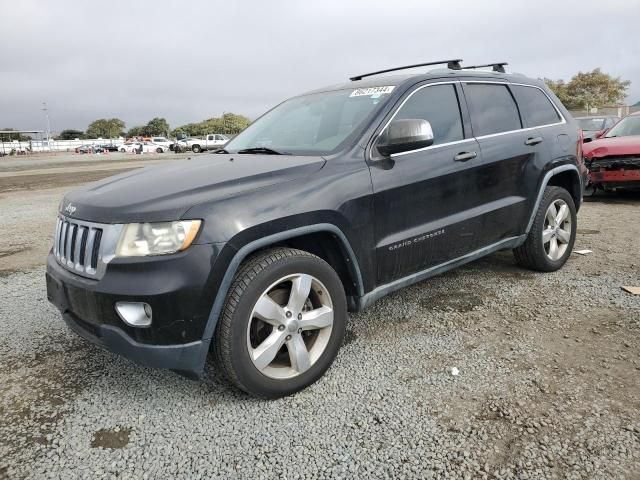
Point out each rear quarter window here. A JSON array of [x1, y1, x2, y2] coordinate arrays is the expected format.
[[464, 83, 522, 136], [511, 85, 561, 127]]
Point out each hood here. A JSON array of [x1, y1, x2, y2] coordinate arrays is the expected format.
[[583, 136, 640, 158], [61, 154, 325, 223]]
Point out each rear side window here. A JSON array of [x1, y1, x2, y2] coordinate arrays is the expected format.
[[465, 83, 522, 136], [394, 84, 464, 145], [511, 85, 561, 127]]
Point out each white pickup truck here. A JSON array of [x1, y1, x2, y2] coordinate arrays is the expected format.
[[176, 134, 229, 153]]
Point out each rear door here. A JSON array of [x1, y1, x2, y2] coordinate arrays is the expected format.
[[369, 82, 485, 284], [461, 82, 547, 245]]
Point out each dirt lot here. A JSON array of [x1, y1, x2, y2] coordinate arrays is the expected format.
[[0, 154, 638, 479]]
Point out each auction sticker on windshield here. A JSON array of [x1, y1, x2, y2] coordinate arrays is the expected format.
[[350, 86, 395, 97]]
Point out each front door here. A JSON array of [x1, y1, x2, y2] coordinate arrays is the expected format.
[[370, 82, 486, 285]]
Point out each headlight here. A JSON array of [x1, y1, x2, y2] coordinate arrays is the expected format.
[[116, 220, 202, 257]]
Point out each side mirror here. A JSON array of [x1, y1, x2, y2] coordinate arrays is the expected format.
[[583, 137, 593, 143], [376, 119, 434, 157]]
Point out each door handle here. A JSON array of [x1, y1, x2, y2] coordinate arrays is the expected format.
[[454, 151, 477, 162], [525, 136, 543, 146]]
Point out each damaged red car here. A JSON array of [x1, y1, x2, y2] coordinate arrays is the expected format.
[[582, 111, 640, 196]]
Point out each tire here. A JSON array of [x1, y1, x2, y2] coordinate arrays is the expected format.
[[192, 145, 201, 153], [513, 186, 577, 272], [583, 183, 598, 198], [156, 147, 163, 153], [213, 248, 347, 398], [120, 148, 125, 152]]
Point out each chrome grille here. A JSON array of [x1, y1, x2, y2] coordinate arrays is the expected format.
[[54, 217, 103, 275], [53, 216, 122, 278]]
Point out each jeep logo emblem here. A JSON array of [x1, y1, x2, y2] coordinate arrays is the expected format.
[[64, 203, 77, 215]]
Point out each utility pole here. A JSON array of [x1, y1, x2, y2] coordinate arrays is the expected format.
[[42, 102, 51, 150]]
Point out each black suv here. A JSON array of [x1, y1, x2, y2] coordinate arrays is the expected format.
[[46, 60, 586, 398]]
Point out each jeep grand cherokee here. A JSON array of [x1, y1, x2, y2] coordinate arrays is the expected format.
[[46, 60, 586, 398]]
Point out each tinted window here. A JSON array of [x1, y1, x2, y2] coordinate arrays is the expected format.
[[511, 85, 561, 127], [393, 84, 464, 145], [465, 84, 522, 136]]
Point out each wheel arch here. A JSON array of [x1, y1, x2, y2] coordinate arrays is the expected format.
[[525, 164, 582, 234], [201, 224, 363, 342], [547, 169, 582, 211]]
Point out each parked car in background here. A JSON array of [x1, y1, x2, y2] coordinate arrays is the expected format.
[[575, 116, 619, 141], [150, 137, 174, 149], [582, 111, 640, 195], [176, 134, 229, 153], [120, 142, 168, 154], [75, 144, 96, 154], [77, 144, 118, 154], [98, 143, 119, 152]]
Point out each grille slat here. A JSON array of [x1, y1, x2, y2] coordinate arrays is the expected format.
[[69, 225, 78, 263], [53, 219, 62, 256], [53, 217, 104, 277], [85, 229, 97, 271], [73, 226, 85, 266], [79, 227, 89, 266], [61, 223, 70, 261], [91, 229, 103, 269], [65, 223, 74, 263]]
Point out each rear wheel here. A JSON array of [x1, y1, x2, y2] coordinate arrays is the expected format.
[[120, 148, 125, 152], [513, 186, 576, 272], [213, 248, 347, 398]]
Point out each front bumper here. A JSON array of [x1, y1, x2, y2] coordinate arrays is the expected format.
[[46, 243, 222, 377], [586, 156, 640, 188]]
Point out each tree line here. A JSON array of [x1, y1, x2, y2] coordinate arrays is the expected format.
[[56, 113, 252, 140], [544, 68, 631, 110]]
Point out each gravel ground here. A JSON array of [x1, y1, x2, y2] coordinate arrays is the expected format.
[[0, 157, 639, 479]]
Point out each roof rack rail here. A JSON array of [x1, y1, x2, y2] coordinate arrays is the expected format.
[[462, 62, 508, 73], [349, 59, 463, 81]]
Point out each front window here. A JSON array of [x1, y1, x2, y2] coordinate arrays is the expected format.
[[604, 115, 640, 138], [224, 88, 393, 155], [576, 118, 606, 131]]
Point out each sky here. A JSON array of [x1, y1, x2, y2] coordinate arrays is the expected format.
[[1, 0, 639, 133]]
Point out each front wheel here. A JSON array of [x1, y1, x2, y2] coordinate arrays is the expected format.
[[213, 248, 347, 398], [513, 186, 577, 272], [156, 147, 163, 153], [192, 145, 201, 153]]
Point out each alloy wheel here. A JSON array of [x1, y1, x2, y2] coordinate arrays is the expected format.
[[542, 199, 572, 261], [246, 273, 334, 379]]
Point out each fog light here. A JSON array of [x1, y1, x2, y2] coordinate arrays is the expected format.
[[115, 302, 152, 327]]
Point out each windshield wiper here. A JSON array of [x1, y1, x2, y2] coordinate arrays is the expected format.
[[236, 147, 288, 155]]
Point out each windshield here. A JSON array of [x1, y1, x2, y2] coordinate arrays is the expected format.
[[224, 87, 394, 155], [576, 118, 605, 131], [605, 115, 640, 138]]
